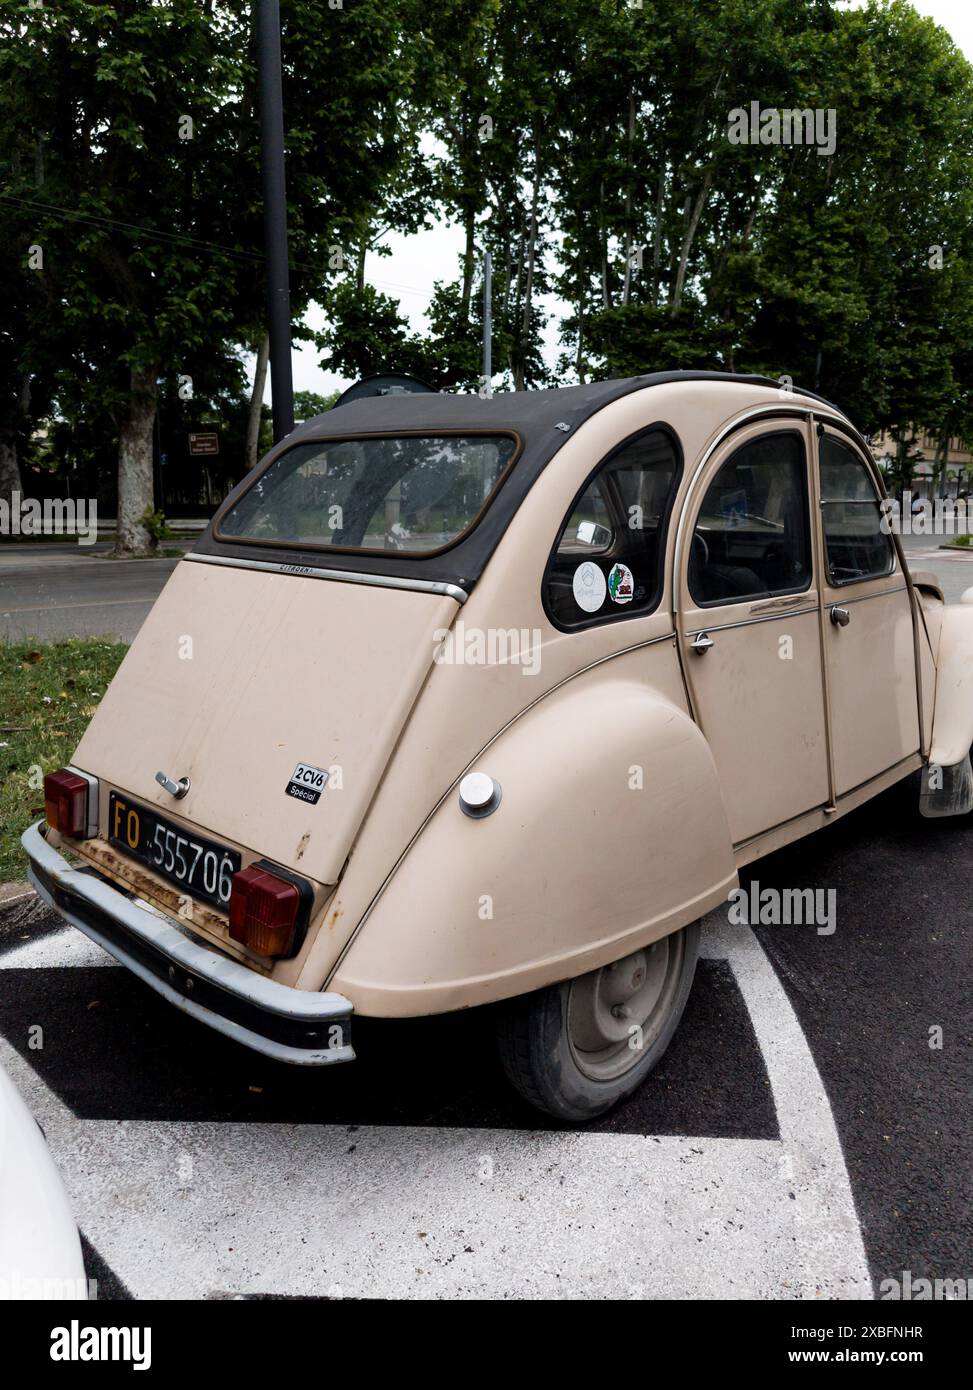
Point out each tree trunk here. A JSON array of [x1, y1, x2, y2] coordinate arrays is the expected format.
[[114, 363, 158, 558], [508, 222, 526, 384], [1, 373, 31, 509], [575, 285, 586, 384], [671, 169, 712, 311], [936, 430, 953, 500], [896, 431, 917, 501], [245, 332, 270, 474], [501, 234, 512, 321], [0, 429, 22, 509], [650, 164, 666, 304], [741, 175, 761, 246], [460, 208, 476, 322], [515, 149, 541, 392], [598, 179, 611, 311], [622, 92, 637, 306]]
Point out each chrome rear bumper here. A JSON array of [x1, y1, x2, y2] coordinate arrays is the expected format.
[[21, 821, 354, 1066]]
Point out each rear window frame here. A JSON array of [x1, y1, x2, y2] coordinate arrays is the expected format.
[[212, 428, 524, 560]]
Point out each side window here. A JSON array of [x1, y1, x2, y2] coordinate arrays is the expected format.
[[544, 429, 679, 627], [689, 432, 811, 606], [819, 435, 895, 584]]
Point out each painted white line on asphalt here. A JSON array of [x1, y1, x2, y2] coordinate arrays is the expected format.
[[0, 926, 113, 968], [0, 910, 872, 1300], [0, 888, 35, 907], [1, 598, 158, 615], [701, 915, 872, 1299], [903, 551, 973, 562]]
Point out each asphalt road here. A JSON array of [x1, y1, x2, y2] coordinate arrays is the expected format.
[[2, 777, 970, 1300], [0, 544, 181, 642], [0, 897, 864, 1299], [898, 530, 973, 604]]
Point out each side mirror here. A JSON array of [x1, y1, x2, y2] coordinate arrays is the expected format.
[[576, 520, 612, 547]]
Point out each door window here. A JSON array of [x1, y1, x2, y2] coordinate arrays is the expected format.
[[689, 432, 811, 606], [819, 435, 895, 584]]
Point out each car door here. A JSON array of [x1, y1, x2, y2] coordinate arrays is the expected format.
[[817, 427, 920, 795], [677, 421, 830, 846]]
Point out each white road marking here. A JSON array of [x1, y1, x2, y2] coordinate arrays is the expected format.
[[0, 887, 35, 908], [0, 926, 113, 969], [903, 550, 973, 562], [701, 918, 870, 1297], [0, 911, 872, 1300], [1, 598, 158, 615]]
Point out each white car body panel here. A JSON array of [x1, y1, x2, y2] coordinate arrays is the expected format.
[[0, 1060, 87, 1300]]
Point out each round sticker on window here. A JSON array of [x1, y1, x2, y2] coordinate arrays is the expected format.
[[607, 562, 635, 605], [572, 561, 606, 613]]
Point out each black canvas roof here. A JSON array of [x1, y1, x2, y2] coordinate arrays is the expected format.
[[195, 371, 835, 591]]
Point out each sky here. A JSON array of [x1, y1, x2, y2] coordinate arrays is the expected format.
[[283, 0, 973, 403]]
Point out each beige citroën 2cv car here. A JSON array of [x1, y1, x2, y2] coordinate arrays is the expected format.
[[23, 371, 971, 1120]]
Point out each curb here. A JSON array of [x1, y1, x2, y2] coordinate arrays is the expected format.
[[0, 881, 33, 907]]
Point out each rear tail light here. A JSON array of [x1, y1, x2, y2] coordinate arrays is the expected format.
[[44, 768, 95, 838], [228, 862, 310, 958]]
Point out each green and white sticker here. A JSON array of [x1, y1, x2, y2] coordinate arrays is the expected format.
[[607, 562, 634, 604]]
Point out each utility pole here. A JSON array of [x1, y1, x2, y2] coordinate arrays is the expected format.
[[256, 0, 294, 442], [482, 252, 492, 395]]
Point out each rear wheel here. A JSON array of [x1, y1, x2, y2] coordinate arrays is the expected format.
[[496, 922, 700, 1122]]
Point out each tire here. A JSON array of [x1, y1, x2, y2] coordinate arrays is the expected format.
[[496, 922, 700, 1123]]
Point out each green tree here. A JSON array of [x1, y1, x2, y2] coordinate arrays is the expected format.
[[1, 2, 252, 552], [0, 0, 435, 551], [293, 388, 339, 421]]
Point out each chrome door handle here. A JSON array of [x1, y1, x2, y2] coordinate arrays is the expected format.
[[830, 606, 850, 628], [690, 631, 715, 654]]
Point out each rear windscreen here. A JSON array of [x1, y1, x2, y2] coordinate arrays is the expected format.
[[217, 434, 518, 554]]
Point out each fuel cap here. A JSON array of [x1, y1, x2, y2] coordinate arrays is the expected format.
[[458, 772, 502, 819]]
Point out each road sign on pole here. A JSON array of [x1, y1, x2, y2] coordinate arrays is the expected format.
[[189, 432, 220, 457]]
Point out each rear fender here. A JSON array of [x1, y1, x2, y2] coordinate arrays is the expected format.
[[329, 675, 736, 1017]]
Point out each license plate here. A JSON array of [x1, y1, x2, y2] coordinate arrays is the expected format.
[[108, 792, 241, 909]]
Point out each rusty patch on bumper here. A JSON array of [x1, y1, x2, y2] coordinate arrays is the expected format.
[[73, 838, 273, 976]]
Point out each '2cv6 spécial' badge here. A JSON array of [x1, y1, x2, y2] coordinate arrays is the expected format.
[[285, 762, 329, 804]]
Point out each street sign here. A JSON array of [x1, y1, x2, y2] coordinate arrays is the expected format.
[[189, 432, 220, 456]]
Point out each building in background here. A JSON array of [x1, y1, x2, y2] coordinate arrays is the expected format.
[[871, 429, 973, 500]]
